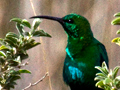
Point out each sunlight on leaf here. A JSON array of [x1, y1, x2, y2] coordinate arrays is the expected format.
[[32, 18, 41, 30], [18, 69, 31, 74], [114, 12, 120, 17], [112, 37, 120, 46], [111, 17, 120, 25]]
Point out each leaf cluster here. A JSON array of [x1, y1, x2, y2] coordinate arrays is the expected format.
[[111, 12, 120, 46], [95, 61, 120, 90], [0, 18, 51, 90]]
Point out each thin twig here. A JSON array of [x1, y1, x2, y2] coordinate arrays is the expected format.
[[17, 61, 29, 68], [22, 72, 48, 90]]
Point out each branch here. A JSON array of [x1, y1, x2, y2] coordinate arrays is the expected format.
[[17, 61, 29, 68], [22, 72, 48, 90]]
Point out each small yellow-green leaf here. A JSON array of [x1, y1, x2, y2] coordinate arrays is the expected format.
[[18, 69, 31, 74], [95, 80, 104, 89], [116, 29, 120, 34], [112, 66, 120, 79], [0, 51, 6, 58], [111, 17, 120, 25], [0, 45, 9, 50], [112, 37, 120, 43], [111, 37, 120, 46], [114, 12, 120, 17]]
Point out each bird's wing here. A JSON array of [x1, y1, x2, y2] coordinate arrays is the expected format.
[[98, 43, 109, 67]]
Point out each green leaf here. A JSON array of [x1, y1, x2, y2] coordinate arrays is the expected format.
[[94, 76, 105, 81], [10, 70, 20, 75], [11, 18, 31, 28], [31, 19, 41, 35], [0, 45, 9, 50], [32, 18, 41, 30], [116, 76, 120, 80], [95, 80, 104, 89], [6, 82, 17, 89], [18, 69, 31, 74], [9, 61, 19, 66], [6, 76, 21, 83], [5, 36, 18, 45], [22, 39, 40, 50], [111, 37, 120, 46], [33, 30, 51, 37], [116, 29, 120, 34], [24, 42, 40, 50], [95, 66, 108, 75], [4, 38, 16, 46], [10, 18, 22, 23], [16, 23, 24, 36], [112, 66, 120, 79], [0, 51, 6, 58], [114, 76, 120, 88], [18, 53, 28, 60], [13, 56, 21, 64], [6, 32, 19, 39], [0, 38, 7, 46], [1, 79, 6, 84], [22, 19, 31, 28], [112, 37, 120, 43], [103, 78, 112, 85], [102, 61, 109, 74], [96, 73, 107, 78], [111, 17, 120, 25], [24, 32, 31, 36], [114, 12, 120, 17]]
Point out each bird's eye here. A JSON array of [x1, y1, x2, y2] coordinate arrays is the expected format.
[[68, 19, 73, 23], [65, 19, 73, 23]]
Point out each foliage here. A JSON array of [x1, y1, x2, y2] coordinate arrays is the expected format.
[[0, 18, 51, 90], [111, 12, 120, 46], [95, 12, 120, 90], [95, 62, 120, 90]]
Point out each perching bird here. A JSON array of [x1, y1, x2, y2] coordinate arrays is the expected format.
[[30, 13, 109, 90]]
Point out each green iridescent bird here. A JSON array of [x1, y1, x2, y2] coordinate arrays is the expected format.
[[30, 13, 109, 90]]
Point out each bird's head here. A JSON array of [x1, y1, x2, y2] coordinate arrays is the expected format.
[[30, 13, 93, 39]]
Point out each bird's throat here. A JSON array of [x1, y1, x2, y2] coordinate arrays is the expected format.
[[66, 36, 93, 61]]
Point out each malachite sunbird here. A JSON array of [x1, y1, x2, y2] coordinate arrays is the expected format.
[[30, 13, 109, 90]]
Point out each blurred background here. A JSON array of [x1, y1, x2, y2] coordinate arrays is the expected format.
[[0, 0, 120, 90]]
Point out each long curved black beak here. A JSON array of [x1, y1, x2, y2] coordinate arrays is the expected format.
[[30, 15, 64, 25]]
